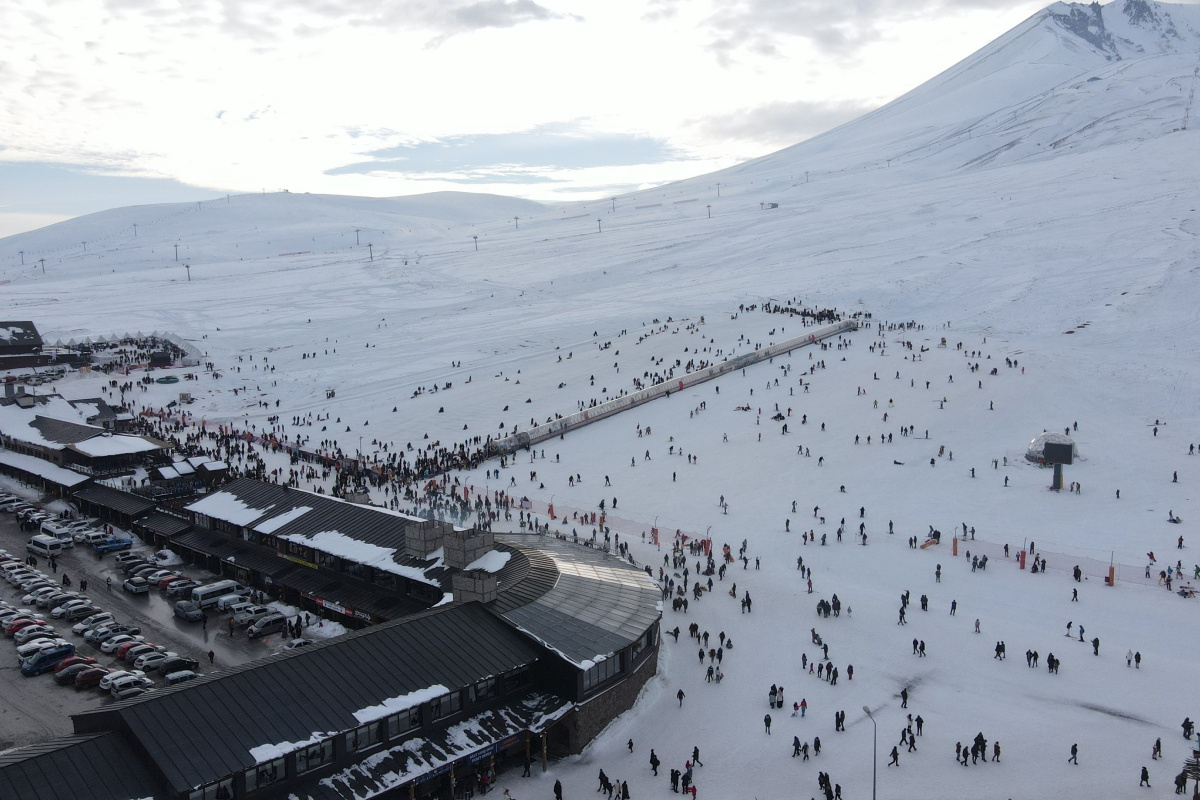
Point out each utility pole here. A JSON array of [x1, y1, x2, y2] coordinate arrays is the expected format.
[[174, 244, 179, 262], [611, 197, 616, 212], [18, 251, 23, 265], [716, 182, 721, 197], [597, 219, 602, 233], [864, 707, 877, 800], [514, 217, 519, 229], [368, 243, 373, 262], [707, 205, 712, 218], [82, 241, 87, 251], [355, 228, 361, 246], [473, 235, 478, 251], [39, 258, 45, 274]]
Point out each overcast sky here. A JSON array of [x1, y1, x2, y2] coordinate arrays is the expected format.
[[0, 0, 1093, 235]]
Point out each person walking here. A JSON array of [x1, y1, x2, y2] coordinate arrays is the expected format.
[[888, 746, 899, 766], [1141, 766, 1152, 787], [554, 779, 563, 800], [764, 714, 772, 734], [1069, 743, 1079, 764], [677, 689, 686, 707], [207, 650, 215, 665]]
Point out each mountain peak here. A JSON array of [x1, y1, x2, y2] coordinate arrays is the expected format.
[[1046, 0, 1200, 60]]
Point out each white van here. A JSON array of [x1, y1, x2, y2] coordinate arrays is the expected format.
[[27, 535, 65, 559], [192, 580, 248, 608], [215, 592, 253, 611]]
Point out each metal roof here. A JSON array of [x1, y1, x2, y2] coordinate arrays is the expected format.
[[487, 534, 662, 668], [0, 321, 42, 353], [186, 479, 451, 585], [136, 511, 193, 538], [29, 415, 102, 446], [294, 691, 572, 800], [0, 732, 165, 800], [73, 484, 156, 518], [71, 602, 540, 796]]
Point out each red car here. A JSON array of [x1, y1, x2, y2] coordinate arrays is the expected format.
[[5, 617, 47, 636], [53, 655, 98, 674], [157, 574, 185, 590], [116, 640, 155, 659], [74, 667, 111, 690]]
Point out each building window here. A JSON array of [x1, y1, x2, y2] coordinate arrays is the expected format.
[[318, 552, 337, 569], [387, 706, 422, 738], [431, 691, 462, 720], [468, 678, 496, 704], [297, 739, 334, 774], [344, 561, 365, 579], [583, 655, 624, 691], [245, 757, 285, 791], [189, 778, 233, 800], [371, 569, 396, 589], [631, 625, 657, 665], [503, 669, 530, 694], [345, 723, 381, 752]]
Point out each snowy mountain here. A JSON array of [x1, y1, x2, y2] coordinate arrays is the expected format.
[[1, 4, 1199, 799]]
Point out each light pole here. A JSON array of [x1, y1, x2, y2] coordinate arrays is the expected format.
[[514, 217, 519, 229], [863, 706, 877, 800], [716, 182, 721, 197], [185, 264, 191, 282], [611, 197, 616, 212], [473, 235, 478, 251], [18, 250, 24, 265], [707, 204, 711, 218], [597, 219, 602, 233], [174, 244, 179, 262], [355, 228, 361, 246]]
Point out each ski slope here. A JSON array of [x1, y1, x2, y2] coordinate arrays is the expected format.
[[1, 2, 1199, 797]]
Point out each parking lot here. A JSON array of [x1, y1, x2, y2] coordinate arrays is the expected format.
[[0, 501, 278, 751]]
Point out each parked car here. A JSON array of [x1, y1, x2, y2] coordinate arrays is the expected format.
[[157, 655, 200, 674], [120, 559, 153, 575], [98, 669, 144, 692], [5, 617, 48, 635], [93, 537, 133, 554], [166, 579, 199, 598], [53, 655, 97, 673], [142, 570, 175, 584], [122, 577, 150, 595], [74, 666, 112, 690], [73, 613, 116, 635], [16, 637, 69, 661], [0, 608, 35, 624], [109, 674, 153, 696], [13, 624, 57, 644], [64, 604, 100, 621], [23, 587, 60, 605], [112, 684, 151, 700], [157, 574, 186, 590], [40, 591, 84, 610], [283, 638, 315, 650], [163, 670, 200, 686], [114, 552, 145, 566], [21, 642, 76, 676], [122, 643, 165, 663], [233, 606, 271, 627], [51, 599, 93, 619], [173, 601, 203, 622], [246, 613, 288, 639], [100, 634, 145, 654], [134, 650, 177, 672], [90, 624, 141, 645], [54, 662, 95, 685]]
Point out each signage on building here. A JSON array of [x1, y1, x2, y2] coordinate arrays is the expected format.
[[280, 553, 318, 569]]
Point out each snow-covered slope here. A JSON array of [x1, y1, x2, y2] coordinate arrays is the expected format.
[[1, 4, 1199, 799]]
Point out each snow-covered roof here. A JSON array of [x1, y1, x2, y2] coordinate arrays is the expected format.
[[68, 434, 163, 457], [186, 491, 277, 527], [0, 447, 91, 487]]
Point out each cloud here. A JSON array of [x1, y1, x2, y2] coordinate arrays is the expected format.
[[326, 123, 682, 177], [692, 98, 876, 148], [701, 0, 1035, 62], [99, 0, 573, 45], [0, 162, 225, 217]]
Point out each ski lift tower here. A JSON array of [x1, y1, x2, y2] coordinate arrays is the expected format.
[[1043, 440, 1073, 491]]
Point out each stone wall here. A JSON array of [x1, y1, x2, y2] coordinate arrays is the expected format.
[[404, 520, 444, 559], [452, 571, 498, 604], [564, 646, 659, 754], [443, 526, 495, 570]]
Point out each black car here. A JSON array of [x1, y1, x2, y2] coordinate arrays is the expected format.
[[157, 656, 200, 675], [53, 663, 93, 685]]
